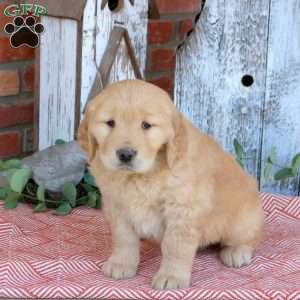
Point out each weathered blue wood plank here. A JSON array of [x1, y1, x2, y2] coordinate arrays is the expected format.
[[260, 0, 300, 195], [175, 0, 270, 179]]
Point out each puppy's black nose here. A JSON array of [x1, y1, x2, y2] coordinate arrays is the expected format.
[[117, 148, 137, 163]]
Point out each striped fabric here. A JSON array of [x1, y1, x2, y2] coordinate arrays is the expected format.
[[0, 193, 299, 299]]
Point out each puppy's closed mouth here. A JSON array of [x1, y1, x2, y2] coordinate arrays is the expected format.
[[118, 163, 135, 171]]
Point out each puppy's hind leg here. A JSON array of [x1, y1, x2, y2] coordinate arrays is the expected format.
[[219, 204, 264, 268], [220, 245, 253, 268]]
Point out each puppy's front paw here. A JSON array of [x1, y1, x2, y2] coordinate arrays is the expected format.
[[102, 259, 137, 280], [152, 271, 190, 289], [220, 245, 253, 268]]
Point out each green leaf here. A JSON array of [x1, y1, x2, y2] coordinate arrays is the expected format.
[[0, 160, 6, 170], [87, 192, 101, 209], [0, 189, 6, 199], [5, 168, 19, 181], [9, 169, 31, 193], [76, 195, 89, 205], [291, 153, 300, 175], [233, 139, 246, 169], [4, 191, 20, 209], [3, 159, 22, 169], [63, 182, 77, 207], [84, 171, 96, 186], [263, 163, 273, 183], [54, 202, 72, 215], [274, 168, 294, 181], [87, 192, 97, 208], [267, 147, 277, 164], [34, 202, 47, 213], [37, 186, 45, 202], [233, 139, 246, 158], [0, 159, 21, 171], [95, 193, 101, 209], [292, 153, 300, 166], [237, 158, 244, 169], [80, 183, 95, 192], [55, 139, 66, 145], [0, 186, 9, 199]]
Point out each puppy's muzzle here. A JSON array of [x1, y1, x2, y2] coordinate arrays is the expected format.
[[116, 147, 137, 164]]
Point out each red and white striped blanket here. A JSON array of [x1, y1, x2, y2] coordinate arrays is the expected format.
[[0, 193, 299, 299]]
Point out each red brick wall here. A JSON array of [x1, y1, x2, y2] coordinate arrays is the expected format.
[[0, 2, 35, 159], [146, 0, 200, 97]]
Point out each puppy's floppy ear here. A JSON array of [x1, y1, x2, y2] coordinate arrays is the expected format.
[[77, 101, 98, 163], [166, 110, 188, 168]]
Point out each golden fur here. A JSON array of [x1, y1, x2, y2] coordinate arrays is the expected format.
[[77, 79, 264, 289]]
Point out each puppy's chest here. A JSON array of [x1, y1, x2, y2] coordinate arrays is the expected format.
[[123, 180, 166, 241], [100, 171, 168, 241], [129, 204, 164, 241]]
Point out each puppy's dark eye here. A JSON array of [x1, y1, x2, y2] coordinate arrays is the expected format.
[[142, 121, 152, 130], [106, 120, 115, 128]]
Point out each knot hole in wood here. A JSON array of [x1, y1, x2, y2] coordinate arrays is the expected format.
[[241, 75, 254, 87]]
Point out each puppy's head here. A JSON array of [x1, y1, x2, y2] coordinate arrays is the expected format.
[[77, 80, 186, 173]]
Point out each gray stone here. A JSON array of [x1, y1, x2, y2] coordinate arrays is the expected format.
[[22, 141, 87, 192]]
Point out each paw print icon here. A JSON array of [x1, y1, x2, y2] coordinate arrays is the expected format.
[[4, 16, 44, 48]]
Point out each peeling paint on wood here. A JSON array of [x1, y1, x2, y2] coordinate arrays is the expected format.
[[175, 0, 270, 179], [260, 0, 300, 195], [107, 38, 136, 84], [80, 0, 148, 117], [38, 0, 148, 150], [39, 16, 77, 150], [175, 0, 300, 195]]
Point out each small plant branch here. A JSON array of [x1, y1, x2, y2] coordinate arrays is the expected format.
[[239, 156, 287, 170], [233, 139, 300, 183], [20, 193, 62, 204], [76, 195, 90, 204]]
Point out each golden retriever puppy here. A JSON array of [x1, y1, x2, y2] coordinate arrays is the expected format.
[[77, 79, 264, 289]]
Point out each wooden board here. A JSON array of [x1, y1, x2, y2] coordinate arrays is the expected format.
[[260, 0, 300, 195], [85, 26, 142, 107], [37, 0, 86, 20], [80, 0, 148, 118], [175, 0, 270, 178], [38, 0, 147, 149], [107, 37, 136, 84], [39, 16, 78, 150]]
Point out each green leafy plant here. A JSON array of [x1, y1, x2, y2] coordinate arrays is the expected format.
[[55, 139, 66, 145], [233, 138, 300, 183], [0, 142, 101, 215], [0, 159, 22, 171], [233, 139, 247, 168]]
